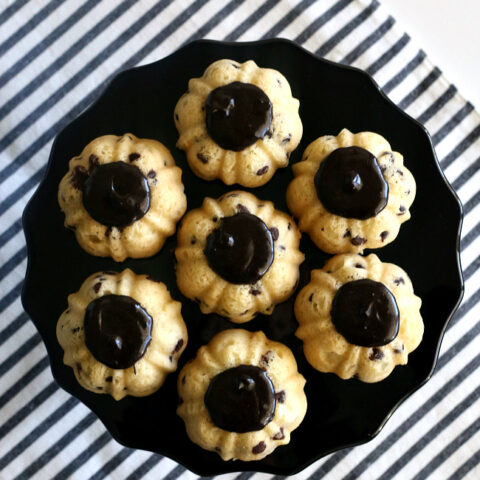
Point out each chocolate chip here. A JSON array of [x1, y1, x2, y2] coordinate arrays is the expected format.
[[380, 231, 389, 241], [277, 78, 282, 86], [260, 351, 273, 367], [147, 170, 156, 178], [190, 236, 196, 245], [398, 205, 406, 215], [369, 348, 385, 361], [275, 390, 286, 403], [351, 236, 367, 246], [256, 165, 269, 175], [380, 165, 387, 173], [272, 428, 285, 440], [197, 152, 209, 164], [270, 227, 279, 241], [71, 327, 81, 334], [129, 153, 141, 162], [343, 229, 351, 238], [105, 376, 113, 382], [252, 441, 266, 454], [71, 166, 88, 189], [231, 63, 239, 69], [281, 134, 291, 144], [394, 345, 404, 354], [265, 130, 273, 138], [236, 204, 250, 213], [355, 263, 365, 269], [105, 226, 112, 238], [250, 288, 261, 295], [93, 282, 102, 293], [397, 169, 404, 176], [394, 277, 405, 286], [172, 339, 184, 354], [287, 222, 292, 230], [308, 293, 313, 302], [89, 154, 99, 170], [279, 245, 286, 251]]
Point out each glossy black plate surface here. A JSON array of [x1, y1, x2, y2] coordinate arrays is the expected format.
[[22, 39, 464, 476]]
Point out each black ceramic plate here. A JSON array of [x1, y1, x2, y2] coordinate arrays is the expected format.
[[22, 39, 463, 476]]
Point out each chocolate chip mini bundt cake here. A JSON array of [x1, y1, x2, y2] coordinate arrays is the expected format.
[[177, 329, 307, 461], [57, 269, 187, 400], [174, 191, 304, 323], [286, 129, 416, 254], [295, 254, 423, 383], [174, 59, 302, 187], [58, 133, 187, 261]]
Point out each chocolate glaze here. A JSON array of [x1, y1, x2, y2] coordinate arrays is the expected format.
[[205, 81, 273, 151], [331, 279, 399, 347], [84, 294, 153, 369], [82, 162, 150, 228], [314, 146, 388, 220], [204, 365, 276, 433], [204, 212, 274, 284]]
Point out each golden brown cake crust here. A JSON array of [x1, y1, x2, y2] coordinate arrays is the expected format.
[[174, 190, 304, 323], [174, 59, 302, 187], [56, 269, 187, 400], [177, 329, 307, 461], [286, 129, 416, 254], [58, 133, 187, 261], [295, 254, 423, 383]]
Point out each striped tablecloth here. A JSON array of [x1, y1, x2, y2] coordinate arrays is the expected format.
[[1, 0, 479, 478]]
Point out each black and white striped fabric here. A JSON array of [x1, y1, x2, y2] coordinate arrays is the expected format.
[[1, 0, 479, 478]]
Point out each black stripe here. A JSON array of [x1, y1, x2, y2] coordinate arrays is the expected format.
[[16, 413, 97, 479], [446, 447, 480, 480], [0, 0, 100, 90], [125, 453, 162, 480], [432, 102, 475, 146], [382, 49, 426, 94], [366, 32, 410, 75], [295, 0, 353, 44], [0, 333, 40, 377], [340, 353, 480, 480], [378, 387, 480, 480], [448, 287, 480, 330], [182, 0, 245, 44], [440, 124, 480, 170], [0, 311, 28, 347], [0, 167, 43, 213], [0, 218, 22, 250], [224, 0, 279, 41], [309, 448, 351, 479], [235, 472, 255, 480], [0, 382, 58, 440], [316, 0, 380, 58], [0, 0, 63, 58], [164, 464, 188, 480], [0, 0, 137, 139], [0, 356, 49, 409], [460, 220, 480, 251], [0, 393, 76, 470], [88, 447, 134, 480], [464, 254, 480, 281], [0, 0, 30, 27], [261, 0, 318, 39], [452, 155, 480, 191], [52, 432, 112, 480], [341, 16, 395, 65], [0, 246, 27, 280], [464, 189, 480, 215], [413, 416, 480, 480], [398, 66, 442, 110], [417, 84, 457, 125], [0, 280, 22, 314]]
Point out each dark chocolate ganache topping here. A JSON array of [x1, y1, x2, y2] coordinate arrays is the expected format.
[[84, 294, 153, 369], [205, 81, 273, 151], [331, 279, 400, 347], [314, 146, 388, 220], [204, 365, 276, 433], [82, 162, 150, 228], [204, 212, 274, 284]]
